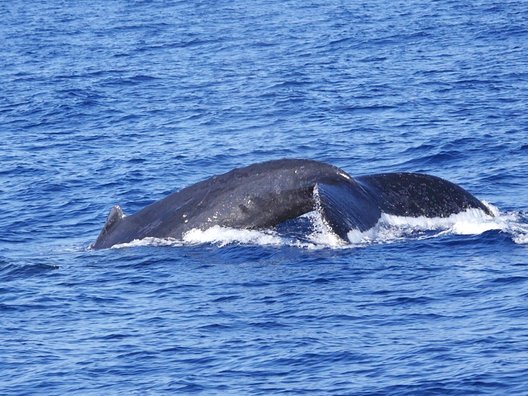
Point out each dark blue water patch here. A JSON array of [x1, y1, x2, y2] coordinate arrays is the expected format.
[[211, 295, 242, 303], [489, 275, 528, 286], [0, 261, 59, 280]]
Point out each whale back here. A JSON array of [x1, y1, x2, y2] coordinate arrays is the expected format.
[[92, 159, 346, 249]]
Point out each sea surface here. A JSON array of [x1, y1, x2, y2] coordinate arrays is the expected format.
[[1, 1, 528, 394]]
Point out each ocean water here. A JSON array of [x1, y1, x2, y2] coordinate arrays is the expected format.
[[1, 0, 528, 394]]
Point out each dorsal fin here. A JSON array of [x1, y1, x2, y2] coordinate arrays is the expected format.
[[105, 205, 124, 228], [93, 205, 125, 248]]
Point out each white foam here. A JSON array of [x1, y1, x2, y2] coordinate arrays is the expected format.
[[181, 220, 348, 250], [346, 203, 528, 245], [302, 211, 348, 249], [182, 226, 284, 247], [112, 237, 183, 249], [347, 208, 492, 245], [513, 233, 528, 244], [502, 211, 528, 245]]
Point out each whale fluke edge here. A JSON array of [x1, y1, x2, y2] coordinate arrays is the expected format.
[[92, 159, 492, 249]]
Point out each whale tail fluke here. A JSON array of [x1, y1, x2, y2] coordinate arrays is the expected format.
[[357, 173, 493, 218], [315, 181, 381, 240], [314, 173, 492, 241]]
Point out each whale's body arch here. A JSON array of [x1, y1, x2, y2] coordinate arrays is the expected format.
[[92, 159, 491, 249]]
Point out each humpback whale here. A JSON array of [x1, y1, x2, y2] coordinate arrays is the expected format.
[[92, 159, 492, 249]]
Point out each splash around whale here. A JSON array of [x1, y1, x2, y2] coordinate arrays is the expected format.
[[91, 159, 493, 249]]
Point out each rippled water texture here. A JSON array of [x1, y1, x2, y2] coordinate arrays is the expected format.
[[1, 1, 528, 394]]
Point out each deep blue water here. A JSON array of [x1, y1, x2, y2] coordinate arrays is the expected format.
[[2, 1, 528, 394]]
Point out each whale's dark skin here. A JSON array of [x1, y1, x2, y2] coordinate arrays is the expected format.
[[92, 159, 492, 249]]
